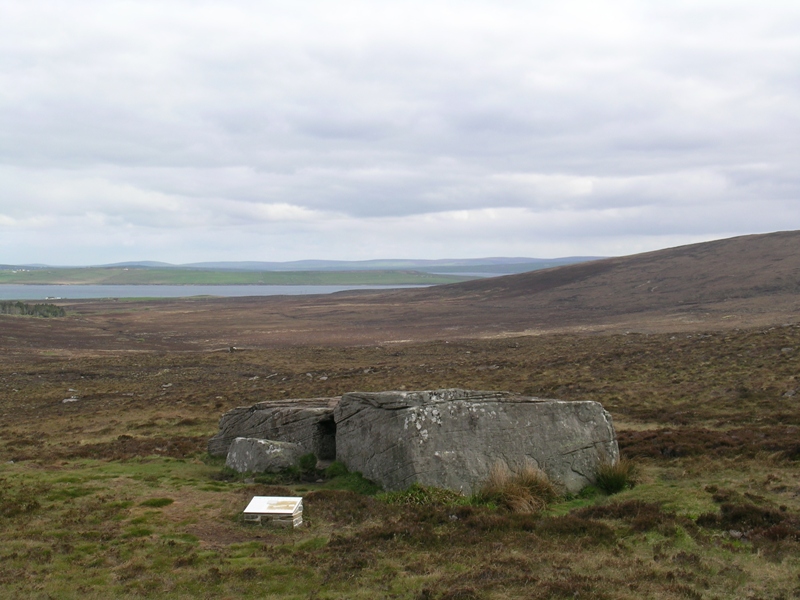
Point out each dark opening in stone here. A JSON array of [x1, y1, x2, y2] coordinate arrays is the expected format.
[[316, 417, 337, 460]]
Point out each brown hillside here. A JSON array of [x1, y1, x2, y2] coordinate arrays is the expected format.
[[403, 228, 800, 317], [2, 230, 799, 352], [429, 229, 800, 303]]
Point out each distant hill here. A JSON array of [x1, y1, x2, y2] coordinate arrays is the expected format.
[[125, 257, 600, 275], [5, 231, 799, 351], [424, 230, 800, 304], [100, 261, 174, 268], [1, 257, 602, 279], [385, 229, 800, 333]]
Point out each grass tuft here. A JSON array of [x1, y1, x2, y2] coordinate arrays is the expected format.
[[297, 453, 318, 474], [594, 458, 637, 495], [475, 462, 558, 514]]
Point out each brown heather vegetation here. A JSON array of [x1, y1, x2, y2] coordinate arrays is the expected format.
[[1, 232, 800, 598], [1, 323, 799, 599]]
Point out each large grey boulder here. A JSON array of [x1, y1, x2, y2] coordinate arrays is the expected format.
[[225, 438, 304, 473], [334, 389, 618, 494], [207, 398, 339, 459]]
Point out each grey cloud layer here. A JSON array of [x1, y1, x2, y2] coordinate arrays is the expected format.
[[1, 0, 799, 262]]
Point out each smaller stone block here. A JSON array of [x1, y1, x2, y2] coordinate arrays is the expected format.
[[207, 398, 338, 458], [225, 437, 304, 473]]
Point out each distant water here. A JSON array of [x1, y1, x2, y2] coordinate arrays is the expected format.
[[0, 284, 429, 301]]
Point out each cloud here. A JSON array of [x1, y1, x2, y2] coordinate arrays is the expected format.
[[0, 0, 799, 263]]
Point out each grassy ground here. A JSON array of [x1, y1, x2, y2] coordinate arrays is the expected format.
[[0, 267, 471, 286], [1, 324, 799, 598]]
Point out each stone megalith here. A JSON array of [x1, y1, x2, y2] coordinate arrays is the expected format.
[[225, 438, 304, 473], [207, 398, 339, 459], [334, 389, 618, 494]]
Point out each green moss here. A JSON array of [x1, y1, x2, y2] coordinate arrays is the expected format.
[[379, 484, 467, 507], [323, 472, 381, 495], [122, 526, 153, 538], [294, 536, 328, 551], [46, 486, 98, 501], [324, 461, 349, 478]]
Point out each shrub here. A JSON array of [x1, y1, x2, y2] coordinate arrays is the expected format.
[[0, 301, 65, 318], [304, 490, 385, 525], [0, 486, 41, 518], [245, 484, 295, 497], [780, 443, 800, 461], [253, 473, 285, 485], [594, 458, 637, 495], [324, 461, 349, 478], [577, 500, 673, 533], [298, 453, 318, 474], [475, 462, 558, 514], [439, 586, 481, 600], [696, 502, 799, 540], [211, 466, 241, 481], [536, 514, 616, 545], [379, 484, 466, 507], [717, 502, 785, 529]]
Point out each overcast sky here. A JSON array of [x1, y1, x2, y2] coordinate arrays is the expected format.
[[1, 0, 799, 264]]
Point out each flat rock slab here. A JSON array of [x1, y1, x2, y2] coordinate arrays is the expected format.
[[334, 389, 618, 494], [226, 438, 304, 473], [207, 398, 339, 459]]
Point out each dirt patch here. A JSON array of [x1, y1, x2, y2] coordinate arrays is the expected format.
[[186, 521, 275, 549]]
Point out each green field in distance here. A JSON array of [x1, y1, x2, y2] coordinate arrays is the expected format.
[[0, 267, 475, 286]]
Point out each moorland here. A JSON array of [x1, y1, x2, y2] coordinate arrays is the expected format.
[[1, 230, 799, 599]]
